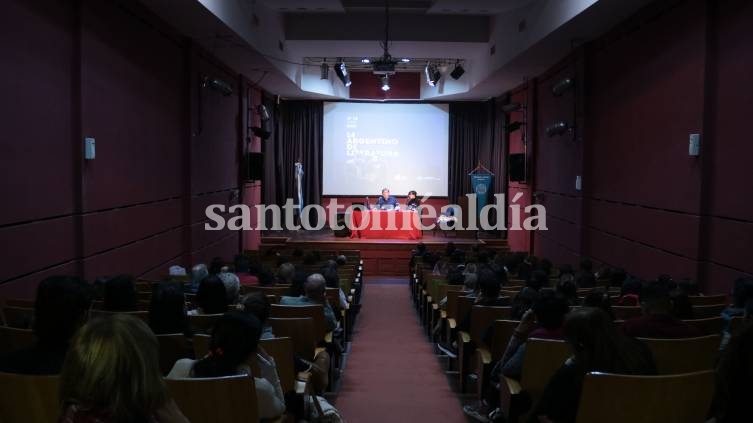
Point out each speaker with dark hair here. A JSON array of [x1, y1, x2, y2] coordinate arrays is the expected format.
[[245, 152, 264, 181], [509, 153, 526, 182]]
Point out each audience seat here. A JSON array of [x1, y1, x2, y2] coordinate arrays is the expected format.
[[187, 313, 224, 334], [240, 285, 292, 297], [89, 310, 149, 323], [268, 317, 318, 362], [255, 337, 296, 393], [270, 304, 329, 342], [639, 335, 720, 374], [474, 319, 519, 399], [611, 306, 643, 320], [683, 317, 724, 335], [458, 305, 512, 393], [0, 326, 35, 355], [575, 370, 714, 423], [1, 306, 34, 329], [500, 339, 571, 422], [0, 372, 59, 423], [4, 298, 34, 308], [688, 294, 728, 306], [156, 333, 191, 375], [166, 374, 259, 423], [691, 303, 727, 319]]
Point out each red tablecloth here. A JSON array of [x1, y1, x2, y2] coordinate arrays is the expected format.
[[349, 210, 422, 240]]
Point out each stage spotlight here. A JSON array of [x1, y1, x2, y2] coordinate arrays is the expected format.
[[450, 62, 465, 80], [401, 58, 410, 63], [320, 62, 329, 80], [361, 58, 371, 64], [380, 75, 390, 91], [546, 121, 570, 137], [424, 62, 441, 87], [334, 61, 352, 87], [552, 77, 574, 96]]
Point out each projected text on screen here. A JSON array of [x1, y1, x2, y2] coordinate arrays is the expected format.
[[323, 102, 449, 197]]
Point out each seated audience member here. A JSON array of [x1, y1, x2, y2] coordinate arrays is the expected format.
[[103, 274, 138, 312], [287, 270, 308, 297], [322, 266, 348, 310], [576, 271, 596, 289], [582, 288, 615, 320], [218, 271, 241, 305], [257, 269, 276, 287], [527, 270, 549, 291], [558, 264, 575, 279], [277, 262, 296, 285], [710, 321, 753, 423], [474, 269, 507, 307], [336, 255, 349, 266], [167, 311, 285, 419], [670, 288, 694, 320], [280, 273, 338, 332], [499, 291, 570, 379], [188, 275, 227, 315], [533, 308, 656, 423], [188, 263, 209, 292], [516, 257, 533, 282], [538, 258, 554, 278], [722, 277, 753, 322], [510, 287, 541, 320], [556, 275, 579, 306], [622, 280, 703, 339], [234, 254, 250, 273], [0, 276, 92, 375], [208, 257, 225, 275], [148, 282, 190, 337], [609, 267, 627, 288], [241, 292, 274, 340], [60, 315, 189, 423], [618, 278, 643, 306], [464, 291, 570, 421]]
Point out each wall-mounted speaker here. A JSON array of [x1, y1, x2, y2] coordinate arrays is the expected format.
[[245, 152, 264, 181]]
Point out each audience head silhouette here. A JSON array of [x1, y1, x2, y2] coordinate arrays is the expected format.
[[196, 275, 228, 314], [148, 282, 189, 335], [192, 311, 262, 377], [103, 275, 137, 312]]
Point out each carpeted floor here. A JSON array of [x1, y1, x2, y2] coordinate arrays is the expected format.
[[335, 278, 469, 422]]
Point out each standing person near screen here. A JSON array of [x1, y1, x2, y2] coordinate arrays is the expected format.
[[405, 190, 421, 210], [376, 188, 399, 210]]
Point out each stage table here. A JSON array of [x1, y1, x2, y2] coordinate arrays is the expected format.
[[349, 210, 422, 240]]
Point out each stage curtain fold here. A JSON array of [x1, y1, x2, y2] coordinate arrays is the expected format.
[[448, 100, 505, 203], [263, 100, 323, 222]]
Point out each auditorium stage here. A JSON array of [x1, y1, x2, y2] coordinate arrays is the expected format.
[[258, 229, 507, 276]]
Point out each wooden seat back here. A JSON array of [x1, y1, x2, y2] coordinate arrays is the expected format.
[[89, 310, 149, 323], [156, 333, 191, 375], [688, 294, 727, 306], [256, 337, 296, 393], [692, 303, 726, 319], [445, 290, 467, 321], [488, 319, 519, 360], [683, 317, 724, 335], [611, 306, 643, 320], [519, 339, 571, 407], [187, 313, 224, 334], [240, 285, 292, 297], [166, 374, 258, 423], [193, 333, 211, 359], [271, 304, 327, 340], [0, 372, 59, 423], [0, 326, 35, 355], [268, 317, 317, 361], [640, 335, 720, 374], [469, 306, 513, 349], [575, 370, 714, 423], [4, 298, 34, 308], [325, 287, 341, 308], [1, 306, 34, 329]]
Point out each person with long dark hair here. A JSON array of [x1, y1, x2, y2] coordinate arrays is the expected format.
[[188, 275, 227, 315], [167, 311, 285, 419], [532, 307, 656, 423], [148, 282, 191, 337]]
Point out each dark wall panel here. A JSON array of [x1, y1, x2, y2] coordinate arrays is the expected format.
[[82, 199, 182, 256], [190, 56, 239, 195], [80, 1, 184, 211], [83, 229, 182, 281], [0, 262, 79, 301], [586, 200, 700, 259], [0, 217, 77, 282], [585, 0, 705, 212], [349, 72, 420, 100], [0, 0, 75, 225]]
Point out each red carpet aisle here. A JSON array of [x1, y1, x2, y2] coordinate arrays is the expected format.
[[335, 278, 468, 422]]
